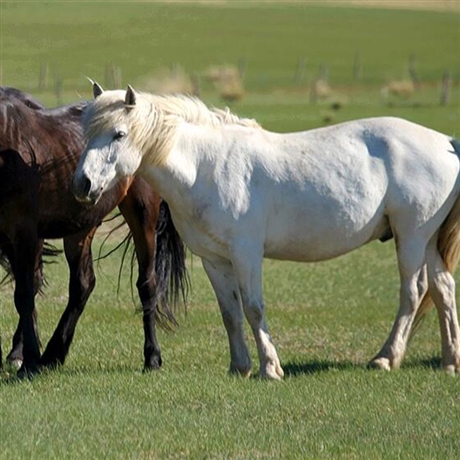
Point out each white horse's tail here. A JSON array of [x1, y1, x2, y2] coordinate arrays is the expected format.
[[410, 138, 460, 337]]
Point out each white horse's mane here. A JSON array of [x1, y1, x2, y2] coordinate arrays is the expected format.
[[146, 93, 260, 129], [84, 91, 260, 166]]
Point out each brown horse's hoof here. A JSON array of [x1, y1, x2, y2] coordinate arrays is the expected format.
[[6, 357, 23, 370], [17, 363, 41, 380]]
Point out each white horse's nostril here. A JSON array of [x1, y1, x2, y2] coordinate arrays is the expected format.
[[81, 175, 92, 196]]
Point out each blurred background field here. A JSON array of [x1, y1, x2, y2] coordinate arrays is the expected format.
[[1, 2, 460, 459], [1, 1, 459, 133]]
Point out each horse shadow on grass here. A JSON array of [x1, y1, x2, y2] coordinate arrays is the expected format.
[[0, 362, 145, 386], [402, 356, 442, 370], [282, 355, 443, 377], [0, 356, 445, 384], [282, 359, 360, 377]]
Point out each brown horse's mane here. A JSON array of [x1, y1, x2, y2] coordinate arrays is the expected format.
[[0, 86, 45, 110], [0, 95, 88, 176]]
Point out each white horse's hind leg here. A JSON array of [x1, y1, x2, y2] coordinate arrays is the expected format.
[[230, 247, 283, 380], [370, 238, 428, 370], [426, 241, 460, 374], [202, 257, 252, 377]]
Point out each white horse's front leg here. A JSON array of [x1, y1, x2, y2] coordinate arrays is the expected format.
[[370, 237, 427, 370], [231, 246, 283, 380], [202, 257, 252, 377]]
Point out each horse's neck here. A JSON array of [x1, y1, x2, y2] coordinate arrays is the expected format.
[[20, 109, 83, 165], [142, 122, 272, 222], [140, 126, 197, 203], [47, 101, 87, 119]]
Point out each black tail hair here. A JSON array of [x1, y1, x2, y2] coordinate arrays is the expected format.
[[97, 200, 189, 330], [0, 242, 61, 291], [153, 200, 189, 329]]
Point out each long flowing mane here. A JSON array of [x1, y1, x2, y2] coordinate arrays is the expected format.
[[0, 86, 46, 110], [0, 90, 89, 190], [84, 91, 261, 166], [0, 96, 87, 156]]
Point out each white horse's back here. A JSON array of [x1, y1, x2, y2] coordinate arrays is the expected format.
[[191, 117, 459, 262]]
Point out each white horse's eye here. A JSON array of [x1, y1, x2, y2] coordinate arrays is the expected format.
[[113, 131, 126, 141]]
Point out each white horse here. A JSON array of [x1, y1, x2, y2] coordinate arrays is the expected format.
[[73, 83, 460, 379]]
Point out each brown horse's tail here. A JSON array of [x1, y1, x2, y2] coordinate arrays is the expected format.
[[0, 242, 61, 292], [97, 201, 189, 331], [152, 200, 190, 330], [410, 139, 460, 337]]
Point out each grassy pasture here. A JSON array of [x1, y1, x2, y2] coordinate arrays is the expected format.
[[1, 2, 460, 459], [2, 241, 460, 459]]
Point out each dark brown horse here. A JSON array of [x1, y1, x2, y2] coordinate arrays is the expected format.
[[0, 87, 187, 377]]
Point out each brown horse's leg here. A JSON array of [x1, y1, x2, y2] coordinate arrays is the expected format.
[[119, 186, 162, 371], [40, 228, 96, 368], [7, 240, 44, 368], [13, 227, 41, 377]]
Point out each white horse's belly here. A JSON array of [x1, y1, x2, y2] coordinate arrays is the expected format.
[[264, 207, 389, 262]]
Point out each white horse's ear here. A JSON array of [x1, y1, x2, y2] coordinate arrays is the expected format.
[[92, 81, 104, 99], [125, 85, 137, 108]]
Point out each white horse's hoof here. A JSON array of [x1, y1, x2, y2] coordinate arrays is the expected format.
[[443, 364, 459, 376], [260, 361, 284, 380], [368, 357, 392, 371]]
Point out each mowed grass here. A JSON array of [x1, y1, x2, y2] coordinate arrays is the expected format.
[[1, 2, 460, 459], [1, 240, 460, 459]]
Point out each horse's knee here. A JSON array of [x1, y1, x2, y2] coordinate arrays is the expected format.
[[244, 303, 264, 328], [429, 270, 456, 308], [400, 278, 424, 311], [71, 272, 96, 310], [136, 274, 156, 300], [221, 309, 243, 334], [81, 272, 96, 297]]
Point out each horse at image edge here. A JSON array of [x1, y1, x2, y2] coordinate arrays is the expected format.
[[0, 87, 187, 377], [73, 83, 460, 379]]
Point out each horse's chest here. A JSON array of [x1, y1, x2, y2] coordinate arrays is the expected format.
[[170, 203, 230, 259]]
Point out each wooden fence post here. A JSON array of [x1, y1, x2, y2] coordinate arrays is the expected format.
[[318, 63, 328, 81], [238, 57, 248, 80], [353, 51, 362, 81], [38, 62, 49, 91], [440, 71, 452, 106], [408, 53, 420, 89], [310, 77, 318, 104], [294, 57, 306, 85], [54, 71, 63, 105], [191, 73, 201, 97], [105, 63, 122, 89]]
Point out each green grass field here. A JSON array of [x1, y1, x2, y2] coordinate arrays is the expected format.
[[1, 2, 460, 459]]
